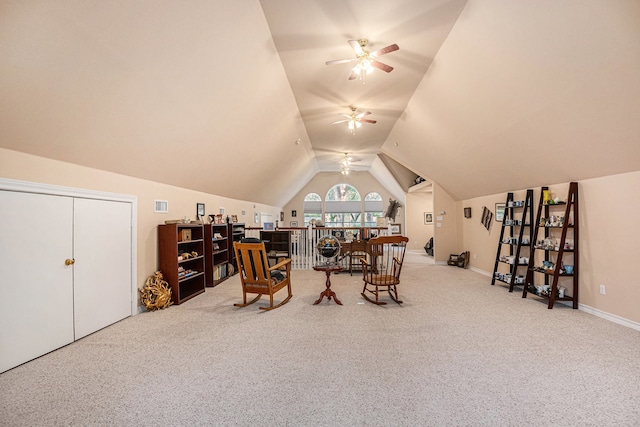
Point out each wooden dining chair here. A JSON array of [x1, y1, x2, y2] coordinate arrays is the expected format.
[[360, 235, 409, 305], [233, 240, 292, 311], [347, 239, 368, 275]]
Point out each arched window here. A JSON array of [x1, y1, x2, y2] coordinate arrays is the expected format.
[[364, 192, 384, 226], [324, 184, 362, 227], [303, 193, 322, 226]]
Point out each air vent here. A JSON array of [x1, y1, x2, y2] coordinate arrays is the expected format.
[[154, 200, 169, 213]]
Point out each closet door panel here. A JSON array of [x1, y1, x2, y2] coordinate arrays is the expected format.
[[0, 191, 74, 373], [73, 198, 132, 339]]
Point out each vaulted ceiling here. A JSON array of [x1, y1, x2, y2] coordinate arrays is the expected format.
[[1, 1, 639, 207]]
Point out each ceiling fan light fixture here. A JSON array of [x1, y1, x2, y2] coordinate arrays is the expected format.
[[347, 119, 362, 134], [352, 57, 374, 83]]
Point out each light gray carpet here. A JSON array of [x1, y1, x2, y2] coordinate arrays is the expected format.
[[1, 253, 639, 426]]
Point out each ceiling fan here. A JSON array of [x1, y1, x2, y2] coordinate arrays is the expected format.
[[325, 39, 399, 82], [332, 107, 377, 134], [339, 153, 367, 175]]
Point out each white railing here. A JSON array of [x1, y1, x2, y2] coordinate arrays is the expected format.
[[244, 226, 390, 269]]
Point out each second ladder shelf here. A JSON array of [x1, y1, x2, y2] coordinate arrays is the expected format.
[[491, 189, 534, 292]]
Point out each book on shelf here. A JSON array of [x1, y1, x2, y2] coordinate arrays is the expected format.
[[213, 264, 228, 281]]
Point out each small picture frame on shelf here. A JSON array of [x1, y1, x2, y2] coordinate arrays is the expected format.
[[231, 214, 238, 223], [495, 203, 505, 222], [264, 222, 274, 231], [390, 224, 401, 234]]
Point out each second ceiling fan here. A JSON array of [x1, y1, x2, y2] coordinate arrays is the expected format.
[[326, 39, 399, 82], [332, 107, 376, 135]]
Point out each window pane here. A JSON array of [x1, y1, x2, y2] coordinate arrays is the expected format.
[[326, 184, 361, 201], [304, 212, 322, 226], [364, 211, 383, 227], [324, 212, 361, 227]]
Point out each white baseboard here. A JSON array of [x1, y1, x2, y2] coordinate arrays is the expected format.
[[470, 266, 491, 277], [578, 304, 640, 332], [468, 265, 639, 331]]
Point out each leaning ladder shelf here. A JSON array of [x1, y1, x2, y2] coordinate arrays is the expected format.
[[523, 182, 579, 309], [491, 189, 534, 292]]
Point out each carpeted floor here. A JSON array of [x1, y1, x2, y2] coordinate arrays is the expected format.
[[1, 252, 638, 426]]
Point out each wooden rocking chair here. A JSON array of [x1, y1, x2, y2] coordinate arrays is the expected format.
[[233, 240, 292, 311], [360, 235, 409, 305]]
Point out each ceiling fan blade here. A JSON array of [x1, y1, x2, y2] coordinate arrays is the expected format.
[[371, 60, 394, 73], [326, 58, 357, 65], [370, 43, 399, 57], [360, 119, 377, 124], [348, 69, 358, 80], [331, 119, 350, 124], [348, 39, 364, 55], [355, 111, 371, 119]]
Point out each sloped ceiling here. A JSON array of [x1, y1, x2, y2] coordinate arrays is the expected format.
[[1, 1, 639, 207], [384, 0, 640, 200], [0, 1, 314, 207]]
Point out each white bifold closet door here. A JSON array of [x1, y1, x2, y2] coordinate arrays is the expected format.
[[73, 198, 131, 339], [0, 191, 75, 373], [0, 191, 132, 373]]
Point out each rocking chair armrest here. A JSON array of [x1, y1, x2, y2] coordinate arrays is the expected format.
[[360, 257, 370, 266], [393, 256, 402, 266], [269, 258, 292, 271]]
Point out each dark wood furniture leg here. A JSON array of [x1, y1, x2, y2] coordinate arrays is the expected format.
[[314, 270, 343, 305]]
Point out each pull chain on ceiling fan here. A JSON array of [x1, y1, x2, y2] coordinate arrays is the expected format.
[[332, 107, 377, 135]]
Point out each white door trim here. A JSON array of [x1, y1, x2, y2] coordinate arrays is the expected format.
[[0, 178, 138, 316]]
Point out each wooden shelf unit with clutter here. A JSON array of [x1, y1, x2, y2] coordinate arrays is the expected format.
[[204, 223, 230, 287], [523, 182, 579, 309], [491, 189, 534, 292], [158, 223, 206, 304]]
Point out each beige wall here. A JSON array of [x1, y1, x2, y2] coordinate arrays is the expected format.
[[281, 171, 403, 231], [405, 191, 434, 252], [461, 172, 640, 325], [0, 148, 281, 307], [433, 182, 459, 263]]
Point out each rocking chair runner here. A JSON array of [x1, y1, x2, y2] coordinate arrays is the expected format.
[[233, 240, 292, 310], [360, 235, 409, 305]]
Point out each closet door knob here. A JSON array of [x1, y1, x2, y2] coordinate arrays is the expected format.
[[65, 258, 75, 266]]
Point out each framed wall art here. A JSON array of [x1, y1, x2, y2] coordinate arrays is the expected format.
[[481, 206, 493, 230], [495, 203, 506, 222], [196, 203, 205, 218], [424, 212, 433, 224]]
